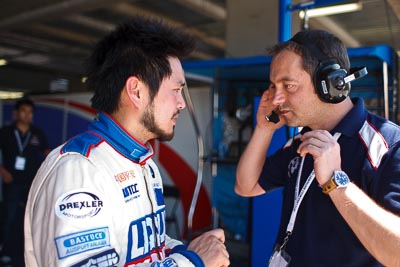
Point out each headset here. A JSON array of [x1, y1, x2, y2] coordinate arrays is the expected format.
[[290, 33, 368, 103]]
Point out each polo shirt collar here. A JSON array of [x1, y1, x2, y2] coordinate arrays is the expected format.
[[332, 97, 368, 137]]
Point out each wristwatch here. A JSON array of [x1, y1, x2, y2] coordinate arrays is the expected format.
[[322, 170, 350, 194]]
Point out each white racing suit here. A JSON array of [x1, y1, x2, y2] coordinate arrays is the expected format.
[[25, 112, 203, 267]]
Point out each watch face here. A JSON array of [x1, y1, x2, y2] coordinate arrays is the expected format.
[[334, 171, 350, 186]]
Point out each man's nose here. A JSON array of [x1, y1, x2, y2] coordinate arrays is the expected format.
[[177, 93, 186, 110], [271, 87, 285, 106]]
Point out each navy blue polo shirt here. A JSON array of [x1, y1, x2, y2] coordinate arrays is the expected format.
[[259, 97, 400, 266], [0, 123, 48, 184]]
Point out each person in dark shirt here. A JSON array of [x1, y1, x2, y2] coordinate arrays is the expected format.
[[0, 97, 49, 266], [235, 29, 400, 266]]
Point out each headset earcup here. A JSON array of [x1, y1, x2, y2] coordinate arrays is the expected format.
[[314, 63, 349, 103]]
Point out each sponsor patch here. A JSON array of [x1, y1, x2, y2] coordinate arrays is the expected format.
[[70, 248, 120, 267], [122, 183, 140, 203], [151, 258, 177, 267], [55, 189, 103, 220], [115, 170, 136, 183], [127, 209, 166, 264], [54, 227, 110, 259]]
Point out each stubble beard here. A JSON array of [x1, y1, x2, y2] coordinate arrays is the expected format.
[[141, 103, 174, 142]]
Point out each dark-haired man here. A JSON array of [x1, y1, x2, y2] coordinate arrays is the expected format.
[[236, 29, 400, 266], [25, 17, 229, 267], [0, 98, 49, 266]]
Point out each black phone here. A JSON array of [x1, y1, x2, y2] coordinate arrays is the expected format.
[[265, 110, 280, 124]]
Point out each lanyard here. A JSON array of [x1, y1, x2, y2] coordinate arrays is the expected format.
[[14, 129, 31, 154], [280, 132, 342, 250]]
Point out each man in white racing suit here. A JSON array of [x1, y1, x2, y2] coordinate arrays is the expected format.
[[24, 16, 230, 267]]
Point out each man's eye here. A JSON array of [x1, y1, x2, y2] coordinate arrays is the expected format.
[[285, 84, 296, 91]]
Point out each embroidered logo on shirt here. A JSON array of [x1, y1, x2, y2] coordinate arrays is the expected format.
[[70, 248, 120, 267], [115, 170, 136, 183], [122, 183, 141, 203], [150, 258, 178, 267], [55, 189, 103, 220], [30, 135, 41, 146], [127, 209, 166, 264], [288, 156, 301, 178], [54, 227, 110, 259]]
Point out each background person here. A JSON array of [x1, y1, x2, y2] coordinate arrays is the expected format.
[[235, 29, 400, 266], [0, 97, 49, 267], [24, 16, 230, 267]]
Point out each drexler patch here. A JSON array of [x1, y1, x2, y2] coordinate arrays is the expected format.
[[55, 189, 104, 220]]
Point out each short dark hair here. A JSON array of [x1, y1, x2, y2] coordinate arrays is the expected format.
[[87, 16, 196, 114], [267, 30, 350, 79], [15, 97, 35, 111]]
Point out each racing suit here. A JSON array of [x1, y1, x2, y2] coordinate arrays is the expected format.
[[24, 112, 203, 267]]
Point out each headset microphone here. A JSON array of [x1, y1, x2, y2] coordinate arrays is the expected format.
[[344, 66, 368, 84]]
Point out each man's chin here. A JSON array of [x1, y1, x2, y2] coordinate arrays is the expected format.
[[156, 131, 174, 142], [157, 136, 173, 142]]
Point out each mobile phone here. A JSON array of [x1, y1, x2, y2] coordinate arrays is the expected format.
[[265, 110, 280, 123]]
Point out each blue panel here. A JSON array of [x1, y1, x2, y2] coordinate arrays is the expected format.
[[213, 164, 249, 240], [34, 105, 64, 149], [252, 188, 283, 266], [348, 45, 396, 68], [66, 113, 91, 140], [2, 103, 14, 126]]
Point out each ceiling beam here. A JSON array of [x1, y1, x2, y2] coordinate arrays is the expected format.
[[66, 14, 116, 33], [112, 2, 226, 51], [0, 0, 130, 29], [31, 23, 97, 46], [169, 0, 226, 21], [386, 0, 400, 22], [310, 16, 361, 47]]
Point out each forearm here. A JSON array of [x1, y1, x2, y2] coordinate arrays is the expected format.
[[0, 165, 12, 183], [235, 126, 274, 196], [330, 183, 400, 266], [0, 165, 7, 176]]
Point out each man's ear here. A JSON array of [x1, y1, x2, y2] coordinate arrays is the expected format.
[[125, 76, 142, 108]]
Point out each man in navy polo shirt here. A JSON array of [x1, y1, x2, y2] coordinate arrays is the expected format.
[[235, 29, 400, 266]]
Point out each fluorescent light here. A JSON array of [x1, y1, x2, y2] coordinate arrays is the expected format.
[[0, 91, 24, 99], [299, 2, 362, 19], [0, 59, 7, 66]]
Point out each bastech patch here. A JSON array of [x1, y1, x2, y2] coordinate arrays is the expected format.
[[54, 227, 111, 259]]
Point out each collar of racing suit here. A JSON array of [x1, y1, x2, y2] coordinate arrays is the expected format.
[[88, 112, 154, 164]]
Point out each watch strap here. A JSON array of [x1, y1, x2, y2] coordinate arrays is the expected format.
[[322, 179, 337, 194]]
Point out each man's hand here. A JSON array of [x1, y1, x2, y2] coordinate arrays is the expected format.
[[187, 228, 230, 267], [0, 168, 13, 184], [256, 89, 285, 130], [297, 130, 341, 185]]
